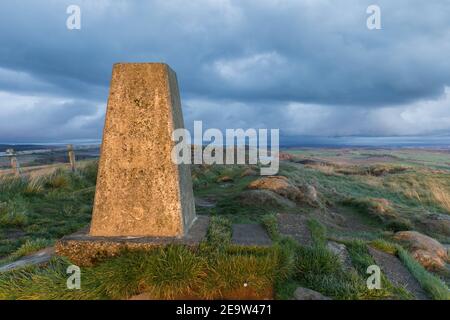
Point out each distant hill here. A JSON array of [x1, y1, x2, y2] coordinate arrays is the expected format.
[[0, 144, 49, 152]]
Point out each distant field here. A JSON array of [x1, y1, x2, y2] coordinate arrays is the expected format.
[[0, 146, 99, 170], [285, 148, 450, 170]]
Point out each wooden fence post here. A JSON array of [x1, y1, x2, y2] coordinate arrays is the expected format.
[[67, 144, 76, 172], [6, 148, 21, 177]]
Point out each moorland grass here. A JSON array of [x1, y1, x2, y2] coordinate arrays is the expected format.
[[0, 162, 98, 259], [1, 155, 449, 300], [0, 217, 279, 300], [396, 247, 450, 300]]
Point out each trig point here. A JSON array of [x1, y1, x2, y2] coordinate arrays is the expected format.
[[90, 63, 196, 237], [56, 63, 207, 266]]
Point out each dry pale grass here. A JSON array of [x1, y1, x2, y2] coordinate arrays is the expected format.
[[427, 182, 450, 213], [305, 163, 336, 175], [0, 161, 94, 179], [360, 175, 383, 188], [384, 171, 450, 213]]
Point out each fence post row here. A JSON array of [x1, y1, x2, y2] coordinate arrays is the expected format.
[[6, 148, 21, 177], [67, 144, 76, 172]]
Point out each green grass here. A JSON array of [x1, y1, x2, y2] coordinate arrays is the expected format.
[[203, 216, 232, 253], [369, 239, 398, 255], [0, 257, 100, 300], [396, 247, 450, 300], [261, 214, 279, 241], [307, 218, 327, 246], [294, 246, 365, 299], [1, 150, 449, 300], [0, 243, 278, 300], [345, 240, 414, 299], [0, 162, 97, 259], [0, 238, 54, 266]]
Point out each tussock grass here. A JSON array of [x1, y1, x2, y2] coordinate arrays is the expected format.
[[0, 163, 97, 258], [427, 182, 450, 213], [294, 243, 371, 300], [24, 178, 45, 195], [204, 216, 232, 251], [345, 240, 413, 300], [261, 214, 279, 240], [142, 246, 207, 299], [0, 197, 29, 227], [205, 252, 277, 299], [396, 247, 450, 300], [384, 172, 450, 213], [336, 164, 408, 177], [0, 244, 279, 300], [369, 239, 398, 255], [307, 218, 327, 246], [0, 258, 100, 300], [0, 215, 277, 300], [0, 238, 53, 266], [342, 197, 412, 232], [10, 238, 52, 260]]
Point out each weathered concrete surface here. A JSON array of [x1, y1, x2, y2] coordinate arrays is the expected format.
[[0, 247, 54, 273], [57, 216, 209, 266], [90, 63, 196, 237], [231, 224, 272, 247]]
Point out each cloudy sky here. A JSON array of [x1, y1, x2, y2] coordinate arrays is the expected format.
[[1, 0, 450, 144]]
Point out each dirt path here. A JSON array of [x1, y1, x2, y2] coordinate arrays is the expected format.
[[368, 247, 428, 300]]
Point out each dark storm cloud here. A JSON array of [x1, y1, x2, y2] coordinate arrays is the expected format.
[[0, 0, 449, 141]]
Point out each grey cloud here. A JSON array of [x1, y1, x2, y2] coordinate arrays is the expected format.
[[0, 0, 449, 142]]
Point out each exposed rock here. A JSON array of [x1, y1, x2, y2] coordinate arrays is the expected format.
[[217, 176, 233, 183], [305, 185, 318, 203], [194, 197, 216, 209], [238, 190, 296, 208], [327, 241, 353, 271], [240, 168, 258, 177], [293, 287, 331, 300], [277, 213, 313, 247], [231, 224, 272, 247], [394, 231, 448, 270], [0, 247, 55, 273], [247, 176, 303, 202]]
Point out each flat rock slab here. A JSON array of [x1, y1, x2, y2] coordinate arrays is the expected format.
[[0, 247, 55, 273], [56, 216, 209, 266], [293, 287, 332, 300], [231, 224, 272, 247], [194, 197, 217, 208], [277, 213, 312, 246], [368, 247, 428, 300]]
